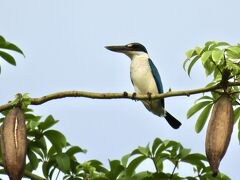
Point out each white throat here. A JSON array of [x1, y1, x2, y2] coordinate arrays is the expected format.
[[125, 51, 149, 61]]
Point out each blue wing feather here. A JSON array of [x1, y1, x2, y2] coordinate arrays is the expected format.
[[148, 59, 165, 107]]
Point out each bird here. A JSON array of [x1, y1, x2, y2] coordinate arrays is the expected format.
[[105, 42, 181, 129]]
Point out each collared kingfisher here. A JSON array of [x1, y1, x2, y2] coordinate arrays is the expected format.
[[105, 42, 181, 129]]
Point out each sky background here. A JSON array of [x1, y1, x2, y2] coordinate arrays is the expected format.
[[1, 0, 240, 179]]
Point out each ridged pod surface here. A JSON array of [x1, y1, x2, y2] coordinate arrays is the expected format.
[[0, 107, 27, 180], [205, 94, 233, 176]]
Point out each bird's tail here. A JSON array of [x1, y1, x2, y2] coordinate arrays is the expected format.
[[164, 111, 181, 129]]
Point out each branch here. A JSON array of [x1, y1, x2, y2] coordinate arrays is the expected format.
[[0, 82, 239, 112]]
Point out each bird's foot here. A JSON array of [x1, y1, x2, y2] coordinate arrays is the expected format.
[[147, 92, 152, 101], [131, 92, 137, 101], [123, 91, 128, 97]]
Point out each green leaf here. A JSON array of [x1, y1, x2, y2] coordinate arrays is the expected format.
[[130, 148, 144, 156], [0, 50, 16, 65], [226, 60, 239, 74], [121, 153, 131, 167], [183, 58, 189, 71], [187, 101, 212, 119], [186, 49, 196, 59], [55, 153, 71, 173], [195, 104, 213, 133], [20, 93, 31, 109], [203, 60, 215, 76], [31, 146, 45, 160], [2, 42, 25, 56], [107, 160, 124, 179], [205, 81, 219, 88], [44, 130, 67, 152], [226, 49, 240, 59], [0, 35, 24, 56], [137, 145, 150, 157], [48, 146, 57, 157], [187, 55, 200, 76], [227, 46, 240, 55], [0, 35, 6, 44], [155, 158, 164, 172], [213, 68, 222, 80], [212, 50, 224, 63], [42, 161, 49, 178], [132, 171, 153, 179], [155, 140, 180, 159], [179, 148, 191, 159], [201, 51, 212, 65], [152, 138, 162, 155], [28, 120, 40, 130], [182, 153, 207, 169], [152, 172, 171, 179], [195, 46, 203, 55], [209, 41, 229, 50], [25, 113, 41, 123], [88, 160, 108, 173], [234, 107, 240, 123], [38, 115, 59, 131], [30, 137, 48, 158], [182, 153, 207, 162], [27, 150, 40, 170], [66, 146, 87, 156], [205, 41, 217, 49], [42, 159, 55, 178], [194, 96, 213, 103], [126, 155, 147, 176]]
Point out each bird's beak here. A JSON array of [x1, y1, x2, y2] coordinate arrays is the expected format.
[[105, 45, 129, 53]]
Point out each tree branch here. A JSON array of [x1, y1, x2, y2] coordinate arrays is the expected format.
[[0, 82, 239, 112]]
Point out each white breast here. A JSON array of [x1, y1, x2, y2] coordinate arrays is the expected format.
[[130, 56, 158, 94]]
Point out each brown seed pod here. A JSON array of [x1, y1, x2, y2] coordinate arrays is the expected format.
[[205, 94, 234, 176], [0, 107, 27, 180]]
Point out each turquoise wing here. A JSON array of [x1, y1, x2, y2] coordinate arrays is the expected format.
[[149, 59, 165, 107]]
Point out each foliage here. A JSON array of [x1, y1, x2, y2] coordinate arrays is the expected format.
[[184, 41, 240, 134], [0, 111, 231, 179], [0, 35, 24, 73]]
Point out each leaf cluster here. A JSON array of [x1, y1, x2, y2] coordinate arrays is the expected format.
[[0, 110, 87, 179], [0, 111, 230, 179], [184, 41, 240, 134], [0, 35, 24, 73]]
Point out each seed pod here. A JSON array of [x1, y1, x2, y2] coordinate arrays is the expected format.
[[1, 107, 27, 180], [205, 94, 233, 176]]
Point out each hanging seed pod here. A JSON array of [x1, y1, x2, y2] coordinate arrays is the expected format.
[[0, 107, 27, 180], [205, 94, 233, 176]]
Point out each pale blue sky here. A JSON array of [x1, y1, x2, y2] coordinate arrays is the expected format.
[[1, 0, 240, 179]]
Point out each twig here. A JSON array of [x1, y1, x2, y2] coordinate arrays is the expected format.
[[170, 160, 179, 179]]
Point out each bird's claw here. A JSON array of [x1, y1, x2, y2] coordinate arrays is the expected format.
[[131, 92, 137, 101], [123, 91, 128, 97], [147, 92, 152, 101]]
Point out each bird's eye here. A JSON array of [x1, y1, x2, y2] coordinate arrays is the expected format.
[[126, 44, 133, 47]]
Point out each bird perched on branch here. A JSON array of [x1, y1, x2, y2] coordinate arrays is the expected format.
[[105, 42, 181, 129]]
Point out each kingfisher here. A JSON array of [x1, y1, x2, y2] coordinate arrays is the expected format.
[[105, 42, 181, 129]]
